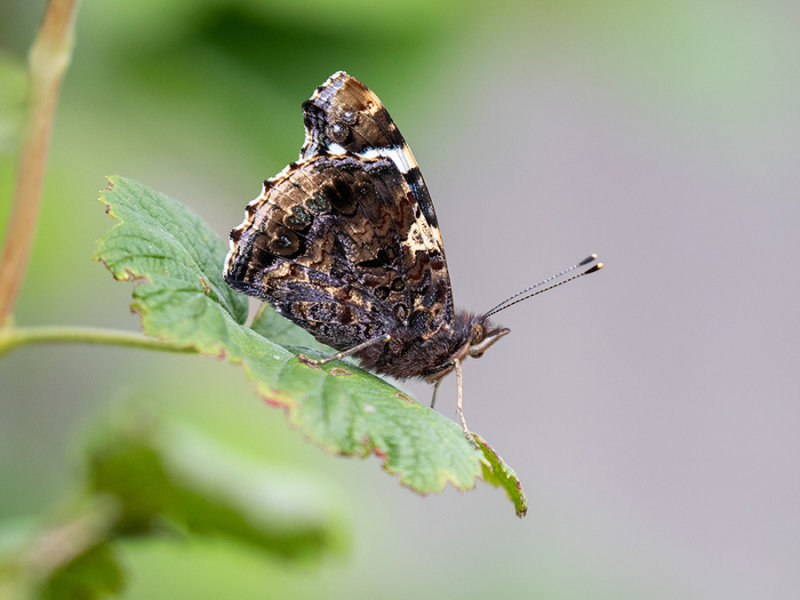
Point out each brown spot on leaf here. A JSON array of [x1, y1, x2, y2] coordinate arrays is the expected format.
[[199, 276, 211, 295], [297, 354, 323, 370], [395, 392, 413, 404]]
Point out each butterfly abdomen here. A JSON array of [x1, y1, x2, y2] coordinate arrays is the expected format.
[[352, 311, 476, 380]]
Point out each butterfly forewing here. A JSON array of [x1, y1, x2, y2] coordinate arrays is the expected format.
[[301, 72, 407, 159], [300, 72, 449, 273]]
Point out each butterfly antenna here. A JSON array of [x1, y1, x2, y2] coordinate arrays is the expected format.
[[483, 254, 603, 319]]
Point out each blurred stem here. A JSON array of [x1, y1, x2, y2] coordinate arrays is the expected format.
[[0, 0, 81, 327], [25, 497, 119, 580], [0, 496, 122, 595], [0, 326, 196, 358]]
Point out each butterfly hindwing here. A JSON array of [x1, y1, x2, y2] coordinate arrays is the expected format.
[[225, 153, 451, 349]]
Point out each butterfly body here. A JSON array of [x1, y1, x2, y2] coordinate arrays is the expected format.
[[225, 71, 509, 439]]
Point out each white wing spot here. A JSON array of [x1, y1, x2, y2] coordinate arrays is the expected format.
[[357, 145, 414, 174]]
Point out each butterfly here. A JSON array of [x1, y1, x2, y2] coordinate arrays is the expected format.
[[224, 71, 602, 444]]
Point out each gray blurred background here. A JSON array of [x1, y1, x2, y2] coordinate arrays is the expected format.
[[1, 1, 798, 597]]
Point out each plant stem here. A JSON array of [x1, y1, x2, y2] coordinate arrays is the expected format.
[[0, 326, 196, 358], [0, 0, 81, 326]]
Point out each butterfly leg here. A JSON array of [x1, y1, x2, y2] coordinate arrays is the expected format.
[[430, 378, 442, 409], [454, 359, 480, 449], [298, 334, 391, 367]]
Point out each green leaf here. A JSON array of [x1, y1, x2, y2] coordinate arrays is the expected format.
[[94, 176, 527, 513], [250, 303, 330, 353], [85, 403, 344, 560], [0, 504, 126, 600], [41, 542, 124, 600], [94, 176, 249, 356], [475, 434, 528, 518], [0, 402, 343, 600]]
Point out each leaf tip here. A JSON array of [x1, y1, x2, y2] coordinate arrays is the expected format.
[[474, 433, 529, 518]]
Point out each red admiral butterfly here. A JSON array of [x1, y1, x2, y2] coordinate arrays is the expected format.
[[224, 72, 602, 444]]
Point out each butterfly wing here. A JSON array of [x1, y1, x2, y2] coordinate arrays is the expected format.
[[224, 154, 452, 350], [225, 72, 456, 352], [300, 72, 447, 264]]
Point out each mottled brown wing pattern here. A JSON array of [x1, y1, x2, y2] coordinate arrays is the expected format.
[[300, 72, 405, 158], [225, 72, 457, 352], [224, 154, 452, 351], [300, 72, 449, 283]]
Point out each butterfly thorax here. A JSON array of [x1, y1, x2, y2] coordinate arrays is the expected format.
[[353, 312, 505, 381]]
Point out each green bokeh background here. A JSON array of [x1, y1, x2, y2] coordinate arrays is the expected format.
[[2, 1, 799, 598]]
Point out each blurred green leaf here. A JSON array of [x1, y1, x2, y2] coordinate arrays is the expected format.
[[0, 502, 124, 600], [41, 542, 124, 600], [0, 401, 345, 600], [94, 176, 527, 512], [86, 404, 343, 560]]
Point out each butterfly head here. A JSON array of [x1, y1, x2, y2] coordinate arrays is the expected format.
[[418, 313, 508, 385], [465, 317, 510, 361], [448, 312, 509, 365]]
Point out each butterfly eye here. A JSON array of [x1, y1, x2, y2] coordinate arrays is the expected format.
[[470, 323, 485, 346]]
